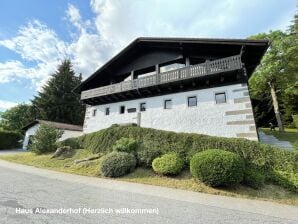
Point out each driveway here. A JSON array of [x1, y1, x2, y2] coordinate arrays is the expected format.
[[0, 160, 297, 224], [0, 149, 25, 155]]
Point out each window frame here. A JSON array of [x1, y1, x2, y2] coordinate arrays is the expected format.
[[164, 99, 172, 110], [127, 108, 137, 113], [105, 107, 110, 116], [140, 102, 146, 112], [120, 105, 125, 114], [215, 92, 227, 104], [187, 96, 197, 107], [92, 109, 97, 116]]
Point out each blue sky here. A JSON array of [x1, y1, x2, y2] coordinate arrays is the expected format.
[[0, 0, 296, 111]]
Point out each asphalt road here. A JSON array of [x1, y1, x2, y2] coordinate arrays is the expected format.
[[0, 160, 297, 224]]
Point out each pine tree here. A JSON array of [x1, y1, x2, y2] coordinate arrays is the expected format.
[[32, 60, 85, 125]]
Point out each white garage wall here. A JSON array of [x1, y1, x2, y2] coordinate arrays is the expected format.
[[83, 83, 258, 141], [22, 124, 40, 150], [60, 130, 83, 141], [22, 124, 83, 150]]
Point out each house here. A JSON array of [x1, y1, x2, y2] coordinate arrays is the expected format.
[[76, 37, 269, 141], [22, 120, 83, 150]]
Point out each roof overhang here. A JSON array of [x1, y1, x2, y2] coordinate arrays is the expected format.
[[75, 37, 269, 93]]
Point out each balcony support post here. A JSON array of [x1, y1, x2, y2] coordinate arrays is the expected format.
[[185, 57, 190, 66], [155, 64, 160, 84]]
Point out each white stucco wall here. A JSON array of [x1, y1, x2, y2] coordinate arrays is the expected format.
[[22, 124, 83, 150], [83, 83, 258, 140], [22, 124, 40, 150], [59, 130, 83, 141]]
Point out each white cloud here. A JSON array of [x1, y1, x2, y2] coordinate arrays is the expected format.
[[0, 100, 18, 111], [0, 21, 69, 90]]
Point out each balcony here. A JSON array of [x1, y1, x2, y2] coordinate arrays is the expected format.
[[81, 55, 243, 101]]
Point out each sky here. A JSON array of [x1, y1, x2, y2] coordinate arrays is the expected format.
[[0, 0, 296, 111]]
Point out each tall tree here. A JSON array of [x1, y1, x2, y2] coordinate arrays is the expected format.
[[32, 60, 85, 125], [0, 104, 35, 131], [249, 27, 298, 129]]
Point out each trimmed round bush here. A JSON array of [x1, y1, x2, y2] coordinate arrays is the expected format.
[[243, 168, 265, 189], [152, 153, 184, 175], [100, 152, 136, 177], [190, 149, 245, 187], [112, 137, 138, 153], [137, 147, 162, 168]]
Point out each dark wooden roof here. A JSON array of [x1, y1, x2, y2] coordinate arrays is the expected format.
[[76, 37, 269, 92], [22, 120, 83, 131]]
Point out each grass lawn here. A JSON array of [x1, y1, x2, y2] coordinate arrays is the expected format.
[[261, 128, 298, 149], [0, 149, 297, 206]]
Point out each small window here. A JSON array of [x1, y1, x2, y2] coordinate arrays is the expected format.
[[120, 106, 125, 114], [164, 100, 172, 109], [105, 107, 110, 115], [140, 103, 146, 112], [188, 96, 197, 107], [215, 92, 226, 104], [127, 108, 136, 113], [92, 109, 97, 116]]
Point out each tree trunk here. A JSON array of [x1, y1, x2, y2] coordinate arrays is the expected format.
[[269, 82, 284, 132]]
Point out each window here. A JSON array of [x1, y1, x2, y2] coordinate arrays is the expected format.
[[120, 106, 125, 114], [188, 96, 197, 107], [127, 108, 136, 113], [215, 92, 226, 104], [164, 99, 172, 109], [92, 109, 97, 116], [140, 103, 146, 112], [105, 107, 110, 115]]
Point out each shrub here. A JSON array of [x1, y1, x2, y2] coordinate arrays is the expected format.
[[0, 130, 22, 149], [137, 147, 162, 168], [100, 152, 136, 177], [190, 149, 245, 187], [58, 138, 81, 149], [266, 170, 298, 192], [152, 153, 184, 175], [292, 115, 298, 128], [30, 125, 63, 154], [77, 125, 297, 174], [243, 168, 265, 189], [112, 137, 138, 153]]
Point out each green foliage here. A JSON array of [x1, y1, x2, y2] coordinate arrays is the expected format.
[[112, 137, 138, 153], [266, 170, 298, 193], [32, 60, 85, 125], [190, 149, 245, 187], [0, 104, 35, 131], [249, 28, 298, 125], [30, 125, 63, 154], [137, 142, 162, 167], [292, 115, 298, 128], [152, 153, 184, 175], [100, 152, 136, 177], [58, 137, 82, 149], [77, 125, 297, 173], [0, 130, 22, 149], [243, 167, 265, 189]]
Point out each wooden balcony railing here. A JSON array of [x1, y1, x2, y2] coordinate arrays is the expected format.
[[81, 55, 242, 100]]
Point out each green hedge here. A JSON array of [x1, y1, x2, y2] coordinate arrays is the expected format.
[[152, 153, 184, 175], [292, 115, 298, 128], [243, 167, 265, 189], [100, 151, 136, 177], [190, 149, 245, 187], [77, 125, 297, 173], [0, 130, 22, 149], [112, 137, 138, 153]]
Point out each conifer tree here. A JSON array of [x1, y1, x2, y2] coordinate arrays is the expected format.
[[32, 60, 84, 125]]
